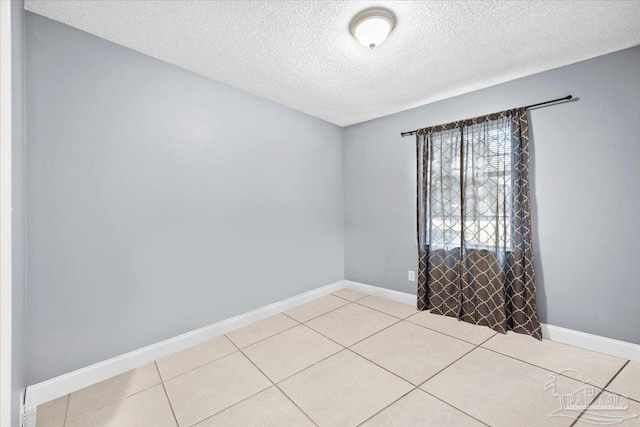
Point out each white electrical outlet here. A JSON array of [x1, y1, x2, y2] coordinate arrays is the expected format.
[[408, 270, 415, 281]]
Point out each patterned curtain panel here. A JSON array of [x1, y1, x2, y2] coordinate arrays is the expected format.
[[416, 108, 541, 339]]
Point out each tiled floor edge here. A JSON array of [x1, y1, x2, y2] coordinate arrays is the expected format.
[[24, 279, 346, 414], [26, 278, 640, 419], [344, 280, 416, 306], [346, 280, 640, 363]]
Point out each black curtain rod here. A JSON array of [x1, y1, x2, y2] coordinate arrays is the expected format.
[[400, 95, 573, 137]]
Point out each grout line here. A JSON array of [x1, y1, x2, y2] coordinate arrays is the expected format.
[[277, 299, 488, 417], [355, 385, 418, 426], [344, 317, 404, 348], [350, 297, 418, 320], [274, 346, 344, 385], [271, 325, 346, 384], [302, 297, 493, 359], [184, 340, 278, 426], [286, 304, 402, 349], [284, 299, 410, 350], [62, 373, 163, 424], [230, 339, 319, 427], [569, 360, 631, 427], [287, 297, 421, 351], [282, 299, 352, 324], [288, 308, 480, 427], [62, 391, 70, 426], [226, 323, 346, 387], [226, 319, 301, 349], [411, 336, 493, 426], [476, 333, 498, 347], [273, 382, 319, 427], [421, 389, 492, 427], [344, 348, 414, 388], [226, 323, 300, 348], [280, 311, 299, 322], [155, 362, 180, 427], [601, 360, 630, 391], [272, 386, 319, 427], [415, 346, 480, 389], [297, 323, 345, 348], [232, 316, 417, 427], [161, 348, 241, 386], [478, 345, 626, 386], [279, 311, 302, 323], [269, 329, 346, 382], [599, 387, 640, 405], [355, 345, 484, 426], [409, 337, 491, 426], [271, 321, 413, 388], [298, 310, 403, 351], [157, 337, 240, 383], [185, 384, 270, 427], [331, 291, 369, 303], [356, 328, 488, 427], [404, 315, 497, 346]]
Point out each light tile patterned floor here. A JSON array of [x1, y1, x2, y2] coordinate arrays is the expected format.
[[36, 290, 640, 427]]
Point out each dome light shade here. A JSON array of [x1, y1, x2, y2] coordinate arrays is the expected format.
[[350, 8, 395, 49]]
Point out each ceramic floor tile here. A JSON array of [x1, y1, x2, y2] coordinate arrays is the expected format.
[[351, 321, 474, 385], [608, 361, 640, 402], [361, 389, 485, 427], [284, 295, 349, 323], [305, 303, 397, 347], [243, 324, 342, 382], [36, 395, 68, 427], [279, 350, 413, 427], [482, 331, 627, 386], [332, 289, 368, 301], [194, 386, 314, 427], [164, 351, 271, 426], [406, 311, 496, 345], [156, 335, 237, 381], [357, 295, 419, 319], [226, 314, 297, 348], [66, 362, 161, 422], [421, 347, 587, 426], [575, 390, 640, 426], [65, 385, 176, 427]]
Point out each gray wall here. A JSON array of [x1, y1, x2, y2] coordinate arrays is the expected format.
[[343, 47, 640, 345], [26, 13, 344, 384], [11, 1, 26, 426]]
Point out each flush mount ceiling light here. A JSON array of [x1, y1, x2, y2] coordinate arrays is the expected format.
[[350, 8, 395, 49]]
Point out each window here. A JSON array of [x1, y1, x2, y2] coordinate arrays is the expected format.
[[425, 117, 514, 251]]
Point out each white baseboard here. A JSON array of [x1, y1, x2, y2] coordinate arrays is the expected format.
[[24, 279, 345, 412], [25, 278, 640, 415], [344, 280, 416, 306], [541, 324, 640, 362], [346, 280, 639, 362]]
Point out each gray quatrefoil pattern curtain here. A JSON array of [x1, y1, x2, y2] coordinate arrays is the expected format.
[[416, 107, 541, 339]]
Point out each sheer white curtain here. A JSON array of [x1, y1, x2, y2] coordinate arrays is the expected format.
[[416, 108, 541, 339]]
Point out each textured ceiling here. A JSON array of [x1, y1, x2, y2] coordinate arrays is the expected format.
[[25, 1, 640, 126]]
